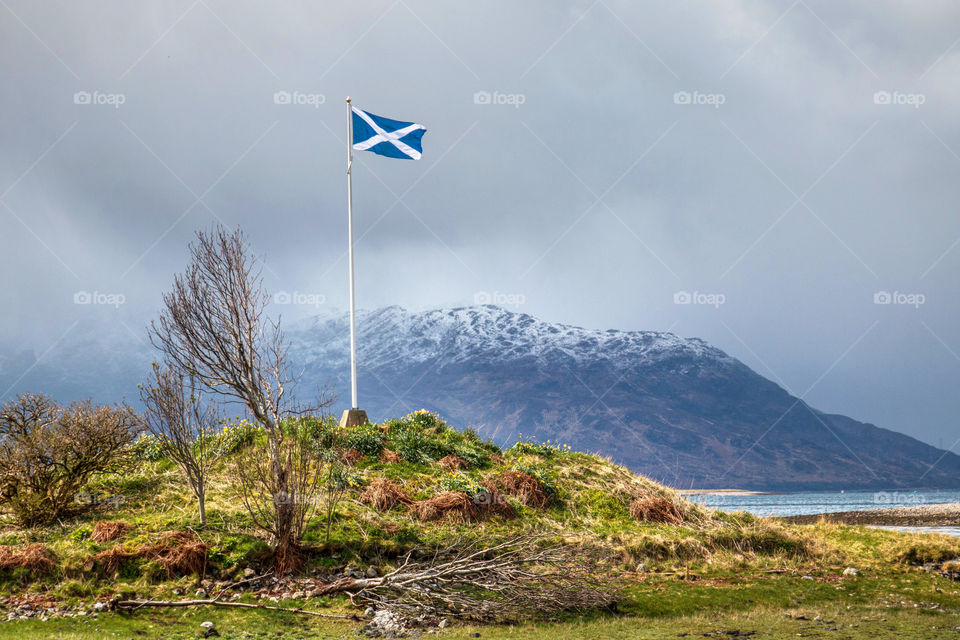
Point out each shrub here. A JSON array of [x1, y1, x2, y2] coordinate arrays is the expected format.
[[391, 427, 435, 464], [132, 433, 165, 461], [506, 435, 571, 458], [216, 419, 263, 455], [408, 409, 446, 432], [346, 423, 386, 457], [0, 394, 141, 526]]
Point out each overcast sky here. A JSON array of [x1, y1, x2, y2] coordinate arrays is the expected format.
[[1, 0, 959, 448]]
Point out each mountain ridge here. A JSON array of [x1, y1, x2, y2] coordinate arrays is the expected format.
[[2, 305, 958, 491]]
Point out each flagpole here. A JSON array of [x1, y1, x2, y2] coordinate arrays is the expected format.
[[346, 96, 359, 411]]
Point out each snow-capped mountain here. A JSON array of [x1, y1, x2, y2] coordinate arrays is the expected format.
[[3, 305, 959, 491]]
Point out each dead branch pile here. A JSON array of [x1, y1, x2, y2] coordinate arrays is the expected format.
[[93, 530, 208, 578], [0, 544, 57, 575], [437, 454, 468, 470], [360, 478, 413, 512], [90, 520, 132, 543], [489, 471, 550, 508], [413, 491, 479, 522], [629, 495, 684, 524], [313, 536, 617, 621]]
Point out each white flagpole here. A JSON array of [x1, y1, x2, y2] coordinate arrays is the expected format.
[[346, 97, 359, 410]]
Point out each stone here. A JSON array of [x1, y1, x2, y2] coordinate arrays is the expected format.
[[843, 567, 861, 577], [366, 566, 379, 578], [243, 567, 256, 579], [636, 563, 648, 573], [339, 408, 369, 429], [438, 618, 449, 628], [200, 620, 219, 637], [92, 602, 108, 612]]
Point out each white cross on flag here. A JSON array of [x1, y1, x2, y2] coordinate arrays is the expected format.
[[351, 106, 427, 160]]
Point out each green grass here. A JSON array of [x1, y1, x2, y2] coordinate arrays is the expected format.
[[3, 409, 960, 637], [3, 571, 960, 638]]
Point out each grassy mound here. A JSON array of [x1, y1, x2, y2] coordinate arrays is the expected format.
[[0, 409, 957, 623]]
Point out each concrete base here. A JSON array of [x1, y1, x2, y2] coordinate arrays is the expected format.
[[339, 408, 369, 429]]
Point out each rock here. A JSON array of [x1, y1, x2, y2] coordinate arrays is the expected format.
[[801, 575, 814, 581], [200, 620, 219, 637], [195, 589, 207, 597], [365, 607, 376, 617], [842, 567, 861, 577], [172, 587, 184, 596], [243, 567, 256, 579], [438, 618, 449, 628], [366, 566, 379, 578], [92, 602, 108, 612], [635, 563, 648, 573], [364, 609, 406, 638]]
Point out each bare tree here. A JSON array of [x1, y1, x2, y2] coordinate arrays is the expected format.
[[150, 226, 330, 570], [234, 416, 325, 564], [140, 362, 222, 526]]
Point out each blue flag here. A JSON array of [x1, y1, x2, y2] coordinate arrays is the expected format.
[[351, 106, 426, 160]]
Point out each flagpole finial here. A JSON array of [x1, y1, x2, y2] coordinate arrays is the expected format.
[[346, 96, 351, 103]]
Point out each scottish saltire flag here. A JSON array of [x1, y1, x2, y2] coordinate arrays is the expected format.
[[351, 106, 426, 160]]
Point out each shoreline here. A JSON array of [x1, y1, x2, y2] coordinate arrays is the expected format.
[[781, 501, 960, 526], [679, 489, 778, 496]]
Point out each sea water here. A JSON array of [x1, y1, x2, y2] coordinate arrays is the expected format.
[[684, 489, 960, 518]]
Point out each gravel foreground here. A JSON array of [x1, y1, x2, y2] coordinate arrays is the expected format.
[[782, 501, 960, 526]]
